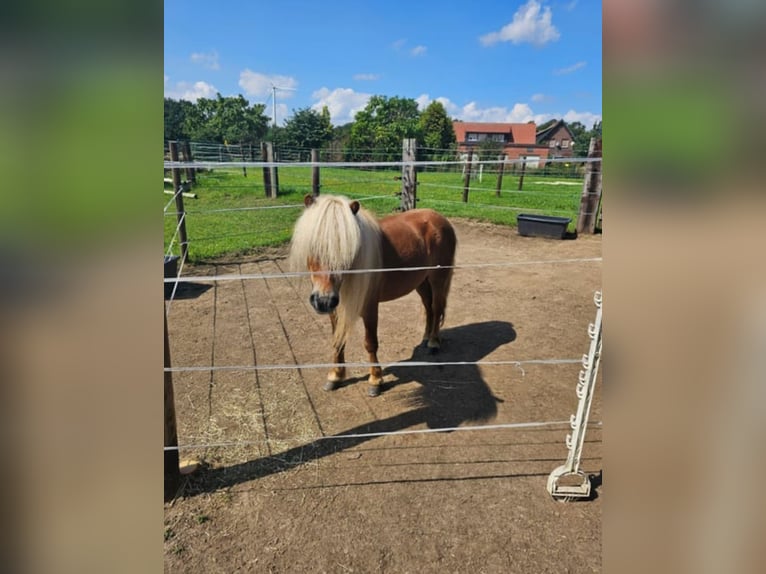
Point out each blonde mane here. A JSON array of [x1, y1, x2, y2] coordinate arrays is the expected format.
[[289, 195, 382, 347]]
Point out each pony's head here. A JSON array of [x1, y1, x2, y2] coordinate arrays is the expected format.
[[289, 194, 380, 317]]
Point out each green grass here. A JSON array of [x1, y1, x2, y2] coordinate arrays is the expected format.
[[164, 165, 584, 262]]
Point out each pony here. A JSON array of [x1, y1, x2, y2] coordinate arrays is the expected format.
[[289, 194, 457, 397]]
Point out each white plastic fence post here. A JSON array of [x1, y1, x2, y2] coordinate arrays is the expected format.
[[547, 290, 602, 500]]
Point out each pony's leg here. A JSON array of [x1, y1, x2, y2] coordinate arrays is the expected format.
[[416, 281, 434, 347], [362, 303, 383, 397], [325, 311, 346, 391]]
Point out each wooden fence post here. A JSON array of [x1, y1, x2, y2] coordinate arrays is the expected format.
[[261, 142, 272, 198], [462, 150, 473, 203], [311, 148, 320, 197], [517, 156, 527, 191], [495, 154, 505, 197], [265, 142, 279, 198], [241, 144, 247, 178], [169, 141, 189, 261], [181, 141, 195, 184], [576, 138, 603, 234], [164, 310, 181, 501], [400, 138, 417, 211]]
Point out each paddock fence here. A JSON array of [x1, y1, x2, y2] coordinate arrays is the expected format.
[[163, 144, 603, 502]]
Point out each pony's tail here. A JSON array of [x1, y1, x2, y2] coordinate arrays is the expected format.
[[435, 267, 454, 328], [435, 223, 456, 328]]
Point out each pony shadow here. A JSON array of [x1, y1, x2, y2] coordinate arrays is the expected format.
[[379, 320, 516, 428], [179, 320, 517, 498]]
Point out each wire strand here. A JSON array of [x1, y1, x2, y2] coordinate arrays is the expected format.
[[164, 357, 584, 374], [163, 420, 603, 451], [163, 257, 602, 283], [164, 157, 602, 170]]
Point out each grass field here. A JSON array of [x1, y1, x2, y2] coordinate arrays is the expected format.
[[164, 165, 584, 262]]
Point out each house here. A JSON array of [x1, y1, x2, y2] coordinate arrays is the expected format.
[[452, 121, 550, 167], [535, 119, 575, 159]]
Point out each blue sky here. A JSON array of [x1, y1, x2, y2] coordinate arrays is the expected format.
[[164, 0, 601, 129]]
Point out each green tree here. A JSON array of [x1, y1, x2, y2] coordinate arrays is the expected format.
[[281, 106, 334, 159], [417, 101, 456, 159], [183, 93, 269, 144], [348, 95, 422, 161], [567, 120, 601, 157], [567, 121, 591, 157], [329, 122, 353, 161], [164, 98, 193, 142]]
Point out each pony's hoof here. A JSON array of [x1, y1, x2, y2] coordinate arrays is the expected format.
[[368, 385, 381, 397], [324, 380, 338, 391]]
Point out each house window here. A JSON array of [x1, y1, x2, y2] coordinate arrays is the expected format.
[[491, 134, 505, 143], [467, 133, 478, 142], [562, 139, 570, 148], [549, 140, 557, 148]]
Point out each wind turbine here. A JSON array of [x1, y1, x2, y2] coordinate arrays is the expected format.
[[270, 83, 297, 127]]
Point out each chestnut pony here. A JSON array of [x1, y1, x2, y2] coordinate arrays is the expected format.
[[289, 194, 457, 397]]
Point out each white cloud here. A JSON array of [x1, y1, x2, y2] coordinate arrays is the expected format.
[[480, 0, 560, 47], [190, 50, 220, 70], [164, 80, 218, 102], [392, 39, 427, 57], [412, 93, 601, 130], [460, 101, 550, 124], [554, 61, 586, 75], [415, 94, 431, 110], [415, 94, 460, 115], [271, 103, 290, 126], [562, 109, 601, 129], [531, 93, 553, 103], [353, 73, 380, 81], [392, 39, 406, 50], [565, 0, 578, 11], [307, 86, 601, 130], [311, 87, 372, 125], [418, 95, 546, 124], [239, 70, 298, 98]]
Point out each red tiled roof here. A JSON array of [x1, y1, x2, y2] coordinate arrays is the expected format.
[[452, 121, 537, 145]]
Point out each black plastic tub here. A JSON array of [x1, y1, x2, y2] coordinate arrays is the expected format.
[[164, 255, 179, 298], [517, 214, 572, 239]]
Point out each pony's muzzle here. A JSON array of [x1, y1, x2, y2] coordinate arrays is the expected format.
[[310, 292, 339, 314]]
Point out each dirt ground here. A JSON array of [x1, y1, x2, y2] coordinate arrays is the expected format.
[[164, 218, 603, 573]]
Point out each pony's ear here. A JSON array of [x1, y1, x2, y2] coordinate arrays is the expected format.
[[349, 200, 360, 215], [303, 194, 315, 208]]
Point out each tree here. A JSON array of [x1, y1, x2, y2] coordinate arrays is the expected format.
[[417, 101, 456, 159], [348, 96, 422, 161], [566, 121, 590, 157], [329, 122, 353, 161], [164, 98, 193, 142], [281, 106, 334, 159], [182, 93, 269, 144]]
